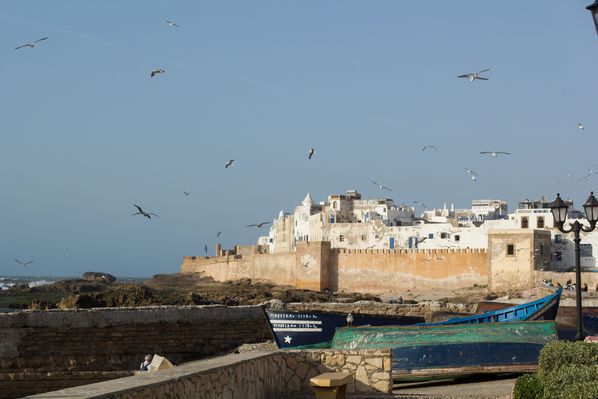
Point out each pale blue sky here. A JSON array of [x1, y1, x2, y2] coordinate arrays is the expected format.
[[2, 1, 598, 277]]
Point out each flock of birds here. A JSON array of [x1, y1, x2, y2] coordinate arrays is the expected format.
[[9, 22, 592, 265]]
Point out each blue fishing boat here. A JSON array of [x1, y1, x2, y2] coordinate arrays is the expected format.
[[263, 308, 423, 349], [263, 288, 562, 349], [331, 321, 559, 381], [421, 286, 562, 326]]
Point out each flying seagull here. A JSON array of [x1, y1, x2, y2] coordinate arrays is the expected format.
[[183, 191, 190, 196], [225, 160, 234, 168], [216, 232, 222, 238], [15, 37, 48, 50], [577, 122, 585, 130], [166, 20, 179, 28], [14, 258, 34, 266], [372, 180, 392, 191], [150, 68, 165, 78], [422, 145, 438, 152], [132, 204, 159, 219], [578, 169, 596, 181], [458, 68, 490, 82], [308, 148, 315, 160], [246, 222, 271, 228], [413, 201, 427, 210], [480, 151, 510, 157], [465, 168, 478, 181]]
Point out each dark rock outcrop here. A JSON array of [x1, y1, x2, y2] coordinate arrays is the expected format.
[[83, 272, 116, 283]]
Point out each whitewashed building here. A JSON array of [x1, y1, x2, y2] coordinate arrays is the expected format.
[[260, 190, 598, 271]]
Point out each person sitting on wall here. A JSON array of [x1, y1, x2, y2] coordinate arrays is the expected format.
[[140, 354, 152, 371]]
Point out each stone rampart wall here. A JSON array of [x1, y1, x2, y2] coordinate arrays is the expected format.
[[26, 350, 393, 399], [181, 245, 489, 294], [332, 248, 487, 293], [0, 306, 272, 397]]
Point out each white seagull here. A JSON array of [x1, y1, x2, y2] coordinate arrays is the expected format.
[[372, 180, 392, 191], [458, 68, 490, 82], [166, 20, 179, 28], [578, 169, 596, 181], [465, 168, 478, 181], [150, 69, 165, 78], [225, 160, 234, 168], [15, 37, 48, 50], [480, 151, 510, 157], [577, 122, 585, 130], [308, 148, 315, 160], [14, 258, 34, 266]]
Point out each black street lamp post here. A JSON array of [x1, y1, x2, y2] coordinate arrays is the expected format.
[[549, 192, 598, 341], [587, 1, 598, 36]]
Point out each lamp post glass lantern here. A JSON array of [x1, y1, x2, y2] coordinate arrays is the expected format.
[[587, 1, 598, 35], [550, 192, 598, 340]]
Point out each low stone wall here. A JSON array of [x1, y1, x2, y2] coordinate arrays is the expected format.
[[283, 349, 393, 395], [0, 305, 272, 397], [26, 349, 393, 398]]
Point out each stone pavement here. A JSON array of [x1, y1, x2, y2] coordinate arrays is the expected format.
[[390, 374, 517, 398]]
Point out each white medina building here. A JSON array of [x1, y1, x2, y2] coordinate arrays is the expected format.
[[261, 191, 598, 271]]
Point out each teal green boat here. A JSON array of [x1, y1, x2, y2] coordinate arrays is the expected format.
[[331, 321, 558, 381]]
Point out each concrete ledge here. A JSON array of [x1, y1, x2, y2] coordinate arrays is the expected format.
[[25, 351, 278, 398]]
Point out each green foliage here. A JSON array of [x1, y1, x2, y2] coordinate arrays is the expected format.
[[513, 373, 542, 399], [542, 364, 598, 399], [558, 381, 598, 399], [539, 341, 598, 377]]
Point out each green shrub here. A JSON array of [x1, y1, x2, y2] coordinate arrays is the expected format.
[[539, 341, 598, 377], [542, 364, 598, 399], [558, 381, 598, 399], [514, 373, 543, 399]]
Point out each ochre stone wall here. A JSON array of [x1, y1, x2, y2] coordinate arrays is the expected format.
[[333, 248, 487, 293], [0, 306, 272, 398], [181, 243, 489, 294]]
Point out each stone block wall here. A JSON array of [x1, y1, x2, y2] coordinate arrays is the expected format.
[[0, 306, 272, 397], [27, 350, 393, 399], [282, 349, 393, 395]]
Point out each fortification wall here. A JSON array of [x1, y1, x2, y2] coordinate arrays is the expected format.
[[0, 306, 272, 398], [333, 248, 488, 294], [181, 246, 489, 293]]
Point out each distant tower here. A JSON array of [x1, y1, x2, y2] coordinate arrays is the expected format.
[[302, 192, 313, 208]]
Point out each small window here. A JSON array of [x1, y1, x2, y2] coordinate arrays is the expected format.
[[339, 235, 345, 242], [361, 234, 367, 241], [537, 217, 545, 229], [441, 232, 449, 239], [554, 251, 562, 261], [554, 234, 562, 244], [330, 216, 335, 224], [269, 238, 273, 243], [581, 244, 592, 257], [507, 244, 515, 256], [454, 235, 460, 242], [332, 201, 337, 210], [521, 217, 529, 229], [428, 233, 434, 239]]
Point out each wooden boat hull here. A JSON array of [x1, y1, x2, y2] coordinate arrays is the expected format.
[[421, 287, 561, 326], [263, 308, 424, 349], [332, 321, 558, 381]]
